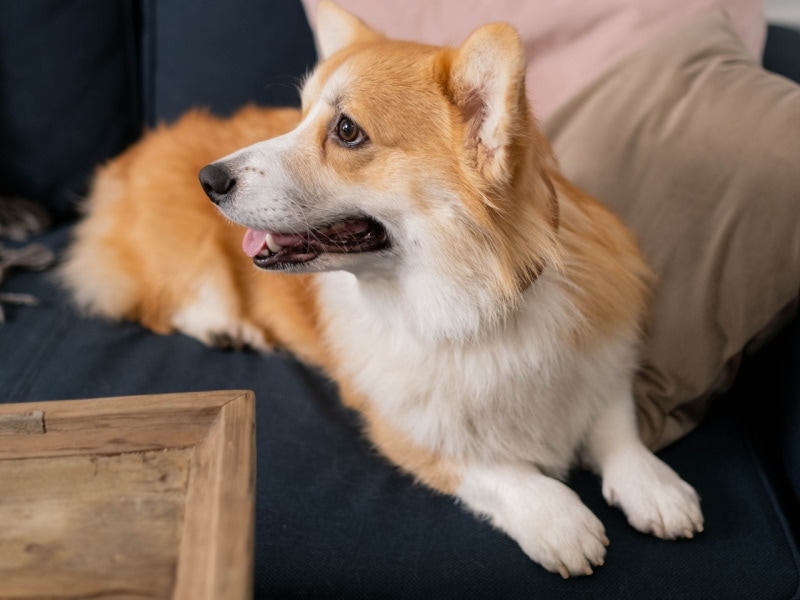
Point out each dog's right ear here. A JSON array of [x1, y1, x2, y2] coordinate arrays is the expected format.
[[314, 1, 383, 60], [448, 23, 528, 187]]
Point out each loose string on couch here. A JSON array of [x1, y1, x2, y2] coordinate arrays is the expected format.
[[0, 197, 55, 323]]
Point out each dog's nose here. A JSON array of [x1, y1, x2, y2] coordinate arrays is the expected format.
[[199, 163, 236, 204]]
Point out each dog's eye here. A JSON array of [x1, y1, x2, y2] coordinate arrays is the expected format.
[[335, 116, 365, 146]]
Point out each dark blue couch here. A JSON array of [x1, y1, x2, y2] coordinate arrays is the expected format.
[[1, 2, 799, 598]]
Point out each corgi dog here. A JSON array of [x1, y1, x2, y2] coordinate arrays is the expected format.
[[60, 1, 703, 577]]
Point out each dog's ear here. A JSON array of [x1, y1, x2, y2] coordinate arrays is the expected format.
[[315, 1, 383, 60], [449, 23, 528, 185]]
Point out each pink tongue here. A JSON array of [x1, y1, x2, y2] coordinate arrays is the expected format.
[[271, 232, 307, 246], [242, 229, 268, 257], [242, 222, 369, 258]]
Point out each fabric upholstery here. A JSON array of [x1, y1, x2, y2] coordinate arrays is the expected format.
[[764, 23, 800, 82], [140, 0, 317, 125], [758, 22, 800, 508], [0, 0, 141, 222], [1, 225, 798, 598]]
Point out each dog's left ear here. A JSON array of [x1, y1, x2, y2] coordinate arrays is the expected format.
[[449, 23, 528, 185], [314, 1, 384, 60]]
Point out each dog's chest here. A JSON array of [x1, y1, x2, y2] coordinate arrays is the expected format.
[[318, 274, 611, 468]]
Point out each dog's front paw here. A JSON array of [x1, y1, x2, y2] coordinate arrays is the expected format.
[[459, 465, 608, 577], [602, 450, 703, 539], [510, 481, 609, 578]]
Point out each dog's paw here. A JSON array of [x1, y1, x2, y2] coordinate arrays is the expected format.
[[459, 465, 608, 577], [198, 320, 269, 352], [207, 327, 266, 351], [602, 450, 703, 540], [510, 482, 609, 578], [172, 301, 269, 351]]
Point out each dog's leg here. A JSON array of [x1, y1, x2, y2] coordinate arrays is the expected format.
[[584, 389, 704, 539], [354, 399, 464, 494], [352, 392, 607, 577], [456, 462, 608, 578]]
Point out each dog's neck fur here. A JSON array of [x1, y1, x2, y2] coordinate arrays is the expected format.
[[328, 206, 566, 346]]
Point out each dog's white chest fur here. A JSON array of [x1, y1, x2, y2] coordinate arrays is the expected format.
[[319, 270, 636, 474]]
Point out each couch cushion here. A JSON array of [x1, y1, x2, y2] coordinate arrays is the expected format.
[[731, 312, 800, 511], [2, 224, 798, 599], [0, 0, 141, 223], [543, 11, 800, 450], [753, 22, 800, 509]]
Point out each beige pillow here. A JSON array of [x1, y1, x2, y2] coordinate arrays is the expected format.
[[301, 0, 766, 121], [543, 10, 800, 449]]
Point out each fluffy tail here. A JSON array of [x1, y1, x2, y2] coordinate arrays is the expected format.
[[58, 156, 143, 323]]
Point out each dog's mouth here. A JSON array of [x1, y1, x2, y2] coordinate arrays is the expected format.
[[242, 217, 389, 270]]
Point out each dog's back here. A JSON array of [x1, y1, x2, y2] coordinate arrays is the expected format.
[[60, 107, 329, 361]]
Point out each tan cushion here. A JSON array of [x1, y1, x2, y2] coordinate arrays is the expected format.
[[544, 10, 800, 449]]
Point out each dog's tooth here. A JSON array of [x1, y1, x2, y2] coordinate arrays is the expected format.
[[265, 233, 283, 253]]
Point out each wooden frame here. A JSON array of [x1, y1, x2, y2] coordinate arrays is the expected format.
[[0, 390, 256, 600]]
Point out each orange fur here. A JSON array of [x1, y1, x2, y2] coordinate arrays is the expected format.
[[553, 172, 653, 346], [61, 107, 333, 361]]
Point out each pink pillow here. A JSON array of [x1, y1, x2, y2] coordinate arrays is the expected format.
[[301, 0, 766, 121]]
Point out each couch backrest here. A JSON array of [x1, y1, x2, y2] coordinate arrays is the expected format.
[[0, 0, 317, 223], [0, 0, 141, 222], [140, 0, 316, 125]]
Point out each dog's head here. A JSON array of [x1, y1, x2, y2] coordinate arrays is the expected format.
[[200, 1, 561, 333]]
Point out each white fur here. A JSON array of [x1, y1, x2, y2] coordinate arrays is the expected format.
[[210, 100, 329, 233], [318, 267, 630, 470], [313, 0, 369, 60], [457, 462, 607, 578], [172, 281, 267, 350], [584, 392, 704, 540], [317, 267, 701, 575]]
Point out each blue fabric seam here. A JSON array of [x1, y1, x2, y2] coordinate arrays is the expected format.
[[141, 0, 158, 128]]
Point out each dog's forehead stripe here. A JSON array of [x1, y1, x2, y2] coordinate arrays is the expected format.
[[302, 69, 322, 106], [319, 63, 355, 111], [296, 97, 327, 133], [303, 57, 358, 110]]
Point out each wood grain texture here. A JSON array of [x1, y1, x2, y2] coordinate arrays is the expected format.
[[0, 411, 44, 435], [173, 392, 256, 600], [0, 451, 190, 598], [0, 390, 256, 600]]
